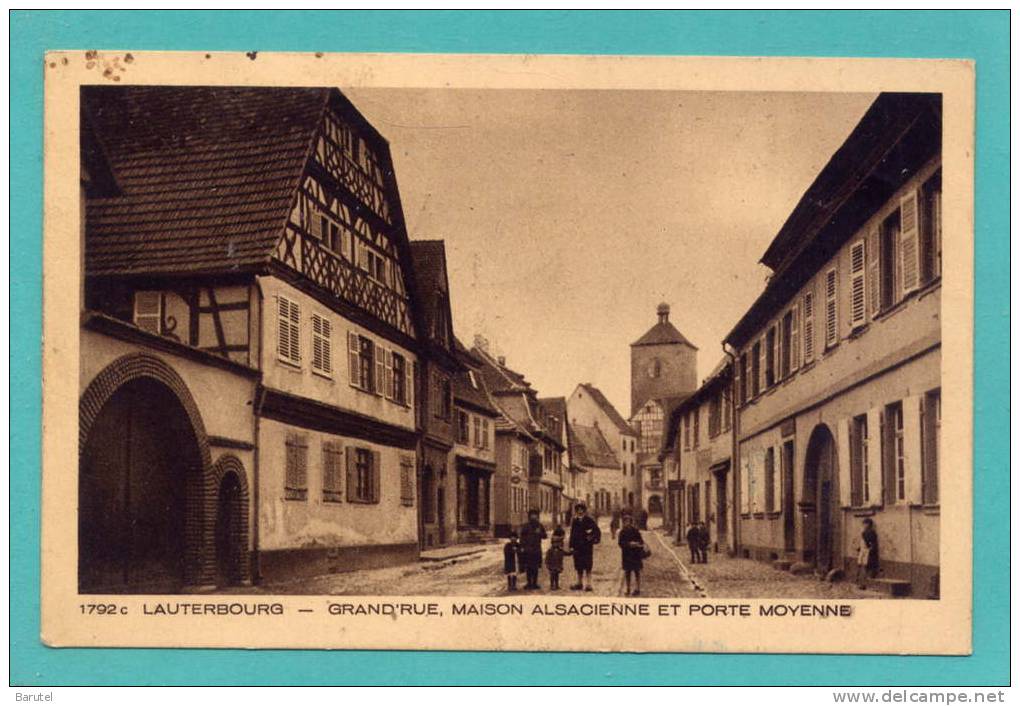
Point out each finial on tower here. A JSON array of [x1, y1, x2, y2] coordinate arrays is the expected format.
[[657, 302, 670, 324]]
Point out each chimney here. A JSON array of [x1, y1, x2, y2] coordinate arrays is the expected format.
[[657, 302, 670, 324], [497, 355, 506, 366], [473, 334, 490, 354]]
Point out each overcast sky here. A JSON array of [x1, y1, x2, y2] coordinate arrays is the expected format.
[[346, 88, 876, 417]]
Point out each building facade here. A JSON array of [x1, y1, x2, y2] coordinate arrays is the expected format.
[[566, 383, 637, 508], [568, 424, 621, 517], [725, 93, 942, 597], [79, 86, 425, 591]]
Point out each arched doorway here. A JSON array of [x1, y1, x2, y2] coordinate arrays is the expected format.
[[213, 455, 251, 588], [802, 424, 839, 572], [648, 494, 663, 514], [79, 353, 214, 593]]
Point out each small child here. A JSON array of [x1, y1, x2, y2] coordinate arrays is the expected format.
[[504, 531, 521, 592], [544, 526, 570, 590], [618, 513, 645, 596]]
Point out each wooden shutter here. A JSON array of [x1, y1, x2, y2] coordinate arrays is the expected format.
[[345, 447, 357, 500], [323, 441, 343, 501], [790, 303, 800, 372], [803, 291, 815, 363], [837, 418, 852, 508], [405, 358, 414, 408], [400, 455, 415, 506], [382, 349, 393, 399], [285, 434, 308, 500], [758, 336, 766, 393], [824, 267, 838, 347], [311, 314, 331, 375], [867, 227, 881, 316], [277, 296, 291, 361], [348, 332, 360, 387], [373, 341, 384, 396], [372, 450, 382, 503], [866, 408, 882, 506], [849, 240, 867, 328], [733, 355, 742, 406], [902, 396, 923, 505], [740, 454, 750, 514], [900, 190, 921, 294], [773, 444, 783, 513], [133, 291, 162, 334], [932, 189, 942, 278]]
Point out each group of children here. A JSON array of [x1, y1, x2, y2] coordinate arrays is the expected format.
[[503, 504, 647, 596]]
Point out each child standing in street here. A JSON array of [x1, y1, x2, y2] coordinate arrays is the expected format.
[[504, 531, 521, 592], [545, 526, 569, 590], [618, 513, 645, 596]]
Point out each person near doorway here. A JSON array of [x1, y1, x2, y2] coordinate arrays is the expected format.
[[855, 518, 881, 588], [685, 522, 700, 564], [638, 508, 649, 530], [568, 502, 600, 591], [609, 509, 621, 540], [618, 513, 645, 596], [519, 509, 547, 590], [697, 521, 710, 564]]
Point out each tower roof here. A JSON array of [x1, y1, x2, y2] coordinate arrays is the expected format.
[[631, 303, 697, 348]]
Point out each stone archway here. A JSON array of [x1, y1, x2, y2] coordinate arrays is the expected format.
[[801, 424, 839, 572], [212, 454, 252, 588], [79, 353, 217, 592]]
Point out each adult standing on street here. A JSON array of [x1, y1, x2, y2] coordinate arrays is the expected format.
[[519, 509, 547, 590], [855, 518, 881, 588], [569, 502, 601, 591], [685, 522, 700, 564]]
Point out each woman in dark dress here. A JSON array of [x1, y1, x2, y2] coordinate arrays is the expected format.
[[617, 513, 645, 596]]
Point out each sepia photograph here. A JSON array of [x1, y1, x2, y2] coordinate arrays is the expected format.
[[39, 50, 974, 653]]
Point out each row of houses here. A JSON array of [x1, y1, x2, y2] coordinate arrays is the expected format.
[[76, 85, 652, 594], [652, 92, 942, 597]]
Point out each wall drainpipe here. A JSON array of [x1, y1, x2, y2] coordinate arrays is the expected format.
[[251, 279, 266, 584], [723, 342, 739, 557]]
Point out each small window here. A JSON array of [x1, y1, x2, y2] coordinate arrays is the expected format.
[[322, 440, 343, 503], [311, 313, 332, 376], [880, 210, 901, 310], [765, 325, 777, 387], [884, 402, 905, 504], [285, 434, 308, 501], [922, 389, 941, 504], [920, 171, 942, 285], [851, 414, 869, 507], [133, 291, 162, 334], [277, 296, 301, 366], [780, 310, 793, 379], [750, 341, 762, 397], [457, 411, 470, 444], [347, 446, 380, 504]]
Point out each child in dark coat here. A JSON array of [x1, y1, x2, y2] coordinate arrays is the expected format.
[[504, 531, 522, 592], [618, 513, 645, 596], [545, 526, 570, 590]]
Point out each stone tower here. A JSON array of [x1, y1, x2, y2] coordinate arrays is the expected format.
[[630, 303, 698, 415]]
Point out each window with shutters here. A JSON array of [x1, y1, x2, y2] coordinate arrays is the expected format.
[[311, 313, 332, 377], [457, 411, 470, 444], [708, 393, 721, 438], [880, 210, 901, 310], [399, 455, 415, 506], [780, 310, 793, 379], [849, 240, 867, 329], [133, 291, 163, 334], [802, 290, 815, 364], [481, 419, 490, 450], [920, 171, 942, 285], [473, 416, 483, 449], [824, 268, 838, 349], [348, 447, 377, 503], [322, 440, 343, 502], [850, 414, 869, 507], [922, 389, 940, 505], [348, 332, 376, 393], [277, 296, 301, 366], [391, 352, 409, 406], [764, 447, 775, 513], [884, 402, 905, 503], [765, 325, 777, 387], [693, 407, 700, 449], [750, 341, 761, 397], [285, 434, 308, 501]]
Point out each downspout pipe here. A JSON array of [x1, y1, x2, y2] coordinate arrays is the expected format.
[[251, 279, 266, 584], [723, 342, 739, 557]]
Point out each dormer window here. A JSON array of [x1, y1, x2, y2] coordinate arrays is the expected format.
[[133, 291, 162, 334]]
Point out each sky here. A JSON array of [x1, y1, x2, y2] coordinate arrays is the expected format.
[[346, 88, 876, 418]]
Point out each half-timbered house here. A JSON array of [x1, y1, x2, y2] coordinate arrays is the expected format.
[[79, 86, 425, 591]]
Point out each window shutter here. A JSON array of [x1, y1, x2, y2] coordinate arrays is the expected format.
[[837, 418, 852, 508], [740, 455, 750, 514], [375, 342, 385, 396], [775, 322, 783, 381], [372, 450, 382, 503], [849, 240, 866, 328], [733, 357, 742, 406], [773, 444, 783, 513], [345, 447, 357, 500], [277, 297, 291, 361], [758, 336, 766, 393], [385, 349, 394, 399], [790, 303, 800, 372], [405, 359, 414, 408], [311, 314, 331, 374], [348, 332, 360, 387], [902, 396, 923, 505], [321, 317, 332, 373], [824, 267, 838, 347], [867, 227, 881, 316], [803, 291, 815, 363], [880, 410, 897, 506], [134, 291, 162, 334], [900, 190, 921, 294], [323, 441, 343, 501], [932, 190, 942, 278], [866, 408, 882, 506], [308, 207, 323, 239]]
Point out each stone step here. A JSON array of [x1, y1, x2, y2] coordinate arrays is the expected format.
[[868, 578, 912, 597], [419, 545, 487, 562], [773, 559, 793, 571]]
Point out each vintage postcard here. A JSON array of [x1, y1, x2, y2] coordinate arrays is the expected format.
[[41, 51, 973, 653]]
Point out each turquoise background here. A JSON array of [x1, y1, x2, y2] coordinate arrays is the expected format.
[[10, 10, 1009, 685]]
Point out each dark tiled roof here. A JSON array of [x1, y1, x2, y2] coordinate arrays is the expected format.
[[578, 383, 636, 436], [569, 424, 620, 469], [83, 86, 328, 276], [410, 240, 456, 357], [631, 321, 697, 348], [453, 367, 498, 416], [538, 397, 567, 442]]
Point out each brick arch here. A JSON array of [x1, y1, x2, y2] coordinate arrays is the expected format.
[[211, 454, 252, 587], [79, 352, 217, 590]]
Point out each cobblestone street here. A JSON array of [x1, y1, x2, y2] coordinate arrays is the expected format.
[[242, 520, 887, 599]]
